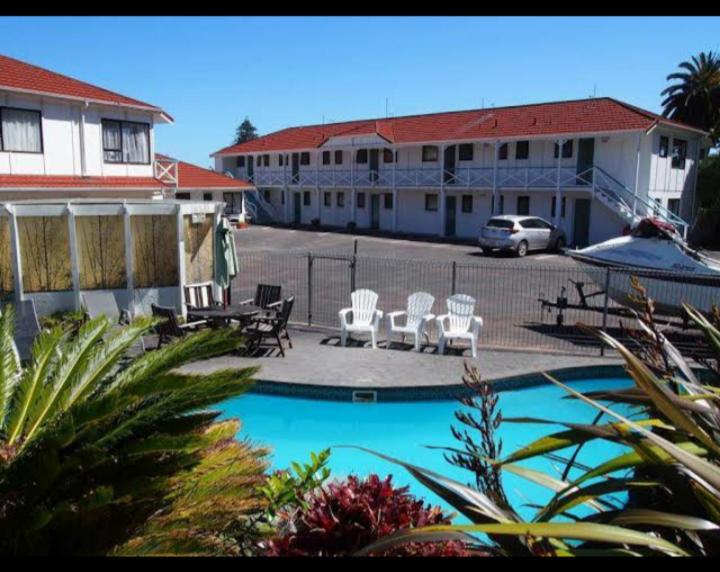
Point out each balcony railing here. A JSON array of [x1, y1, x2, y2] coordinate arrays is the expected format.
[[241, 165, 597, 190]]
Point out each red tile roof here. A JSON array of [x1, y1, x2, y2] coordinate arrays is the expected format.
[[212, 97, 705, 156], [0, 174, 166, 190], [0, 54, 171, 120], [156, 154, 252, 189], [0, 160, 252, 191]]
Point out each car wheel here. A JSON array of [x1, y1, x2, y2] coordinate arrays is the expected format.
[[481, 247, 494, 256], [554, 236, 566, 252], [516, 240, 528, 258]]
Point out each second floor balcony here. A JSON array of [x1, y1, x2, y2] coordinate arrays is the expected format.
[[241, 165, 600, 190]]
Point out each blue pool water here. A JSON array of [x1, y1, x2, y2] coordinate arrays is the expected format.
[[220, 377, 636, 520]]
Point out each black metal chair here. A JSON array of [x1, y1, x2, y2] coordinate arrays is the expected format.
[[239, 284, 282, 310], [151, 304, 206, 349], [243, 296, 295, 357]]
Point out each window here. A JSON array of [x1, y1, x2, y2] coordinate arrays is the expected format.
[[516, 196, 530, 215], [551, 196, 567, 218], [337, 192, 345, 208], [659, 136, 669, 158], [383, 148, 394, 163], [262, 189, 271, 201], [515, 140, 529, 160], [322, 151, 331, 165], [278, 154, 284, 166], [203, 192, 213, 201], [357, 192, 366, 208], [553, 140, 573, 159], [300, 152, 310, 165], [422, 145, 439, 162], [236, 156, 245, 168], [175, 192, 191, 200], [303, 191, 311, 206], [356, 149, 368, 164], [0, 107, 43, 153], [384, 193, 393, 209], [324, 191, 331, 207], [335, 150, 343, 165], [671, 139, 687, 169], [653, 197, 663, 215], [458, 143, 474, 161], [461, 194, 473, 213], [498, 143, 508, 161], [263, 154, 270, 167], [425, 194, 438, 211], [668, 198, 681, 216], [102, 119, 150, 164], [281, 191, 285, 205], [518, 218, 539, 229]]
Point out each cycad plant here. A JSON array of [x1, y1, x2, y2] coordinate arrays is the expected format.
[[357, 282, 720, 556], [0, 306, 268, 555]]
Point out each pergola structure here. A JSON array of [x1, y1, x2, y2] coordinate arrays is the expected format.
[[0, 199, 224, 318]]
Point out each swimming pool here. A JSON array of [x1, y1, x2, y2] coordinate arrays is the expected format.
[[220, 377, 635, 520]]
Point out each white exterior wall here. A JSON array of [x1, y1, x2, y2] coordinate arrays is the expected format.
[[0, 91, 156, 178]]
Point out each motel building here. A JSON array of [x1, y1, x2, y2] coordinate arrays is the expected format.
[[212, 98, 711, 246], [0, 54, 252, 209]]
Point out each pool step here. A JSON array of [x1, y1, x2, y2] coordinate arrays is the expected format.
[[352, 390, 377, 403]]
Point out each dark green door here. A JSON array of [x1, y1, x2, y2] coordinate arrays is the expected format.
[[573, 198, 591, 247], [443, 145, 456, 184], [291, 153, 299, 183], [370, 194, 380, 229], [445, 195, 456, 236], [293, 192, 302, 224], [576, 138, 594, 185], [247, 156, 254, 182]]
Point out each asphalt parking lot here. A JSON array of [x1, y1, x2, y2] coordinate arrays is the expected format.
[[234, 225, 576, 266]]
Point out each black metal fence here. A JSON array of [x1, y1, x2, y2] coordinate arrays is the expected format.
[[232, 251, 720, 356]]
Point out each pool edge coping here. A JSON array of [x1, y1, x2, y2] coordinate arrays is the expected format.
[[249, 363, 629, 402]]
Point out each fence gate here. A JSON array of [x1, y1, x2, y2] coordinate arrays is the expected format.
[[307, 253, 354, 326]]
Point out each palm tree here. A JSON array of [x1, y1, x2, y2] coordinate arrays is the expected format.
[[0, 307, 268, 555], [661, 51, 720, 144]]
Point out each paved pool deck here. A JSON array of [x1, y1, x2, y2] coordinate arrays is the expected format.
[[178, 326, 625, 399]]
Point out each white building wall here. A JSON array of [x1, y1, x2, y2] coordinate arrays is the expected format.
[[0, 91, 156, 178]]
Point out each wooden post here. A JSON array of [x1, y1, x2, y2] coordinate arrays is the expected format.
[[8, 207, 24, 303], [123, 203, 135, 317], [66, 204, 81, 311], [176, 205, 187, 316]]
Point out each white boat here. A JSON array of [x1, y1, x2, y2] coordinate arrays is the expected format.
[[568, 218, 720, 316]]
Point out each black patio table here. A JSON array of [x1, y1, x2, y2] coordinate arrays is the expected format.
[[187, 304, 263, 328]]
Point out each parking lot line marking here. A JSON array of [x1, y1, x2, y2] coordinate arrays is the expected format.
[[534, 254, 558, 260]]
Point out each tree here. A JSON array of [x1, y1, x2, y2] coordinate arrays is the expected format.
[[234, 118, 258, 145], [661, 51, 720, 145], [0, 309, 268, 555]]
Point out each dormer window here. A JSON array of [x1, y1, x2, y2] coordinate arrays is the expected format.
[[0, 107, 43, 153], [102, 119, 150, 164]]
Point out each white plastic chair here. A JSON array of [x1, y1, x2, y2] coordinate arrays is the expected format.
[[386, 292, 435, 352], [339, 289, 383, 349], [437, 294, 483, 358]]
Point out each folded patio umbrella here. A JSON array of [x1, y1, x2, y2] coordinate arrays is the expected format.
[[215, 217, 239, 304]]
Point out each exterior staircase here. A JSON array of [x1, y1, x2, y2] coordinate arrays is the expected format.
[[589, 166, 689, 239], [242, 189, 279, 225]]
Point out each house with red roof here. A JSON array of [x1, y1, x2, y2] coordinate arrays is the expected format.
[[212, 98, 711, 245], [0, 54, 252, 212]]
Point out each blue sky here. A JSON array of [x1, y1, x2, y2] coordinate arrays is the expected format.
[[1, 16, 718, 167]]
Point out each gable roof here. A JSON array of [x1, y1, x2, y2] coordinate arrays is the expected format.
[[156, 154, 253, 189], [0, 54, 172, 122], [212, 97, 706, 156]]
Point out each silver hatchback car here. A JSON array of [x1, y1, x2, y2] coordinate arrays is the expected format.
[[479, 215, 566, 257]]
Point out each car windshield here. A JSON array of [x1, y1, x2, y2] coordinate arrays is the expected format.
[[486, 219, 514, 229]]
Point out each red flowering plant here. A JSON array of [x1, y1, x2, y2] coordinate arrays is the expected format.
[[264, 474, 475, 557]]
